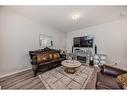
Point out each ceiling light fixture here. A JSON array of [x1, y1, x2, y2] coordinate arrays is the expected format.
[[72, 14, 80, 20]]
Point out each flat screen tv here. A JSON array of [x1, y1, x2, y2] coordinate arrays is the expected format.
[[73, 36, 93, 48]]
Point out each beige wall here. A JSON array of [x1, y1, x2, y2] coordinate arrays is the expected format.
[[66, 18, 127, 66], [0, 7, 66, 77]]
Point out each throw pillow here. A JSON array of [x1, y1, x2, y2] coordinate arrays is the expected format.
[[37, 54, 48, 63], [117, 73, 127, 87], [53, 53, 60, 59], [49, 53, 53, 60]]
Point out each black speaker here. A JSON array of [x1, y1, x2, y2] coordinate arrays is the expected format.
[[95, 44, 97, 54]]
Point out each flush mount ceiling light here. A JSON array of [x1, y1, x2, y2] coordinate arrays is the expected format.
[[72, 14, 80, 20], [120, 11, 127, 16]]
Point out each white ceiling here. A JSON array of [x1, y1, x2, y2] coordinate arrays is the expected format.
[[3, 6, 127, 32]]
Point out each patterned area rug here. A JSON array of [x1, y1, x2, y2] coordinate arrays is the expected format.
[[39, 65, 94, 89]]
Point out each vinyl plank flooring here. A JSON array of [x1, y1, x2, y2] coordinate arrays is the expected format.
[[0, 69, 46, 89], [21, 78, 41, 89], [0, 70, 31, 83], [9, 77, 36, 89], [0, 71, 33, 87], [3, 73, 34, 89]]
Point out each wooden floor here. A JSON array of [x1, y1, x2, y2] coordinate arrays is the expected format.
[[0, 65, 98, 90], [0, 69, 46, 89]]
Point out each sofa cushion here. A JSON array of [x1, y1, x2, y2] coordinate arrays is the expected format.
[[49, 53, 53, 60], [39, 58, 64, 66], [53, 53, 60, 59], [37, 53, 48, 63]]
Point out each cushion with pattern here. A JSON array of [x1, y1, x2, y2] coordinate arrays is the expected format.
[[53, 53, 60, 59], [37, 53, 48, 63], [49, 53, 53, 60], [117, 73, 127, 87]]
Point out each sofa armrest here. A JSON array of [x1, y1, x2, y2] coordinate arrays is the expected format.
[[100, 65, 127, 77], [31, 60, 37, 65], [30, 55, 37, 65]]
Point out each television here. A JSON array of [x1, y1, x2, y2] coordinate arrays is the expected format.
[[73, 36, 93, 48]]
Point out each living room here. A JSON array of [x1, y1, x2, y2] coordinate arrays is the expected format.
[[0, 5, 127, 91]]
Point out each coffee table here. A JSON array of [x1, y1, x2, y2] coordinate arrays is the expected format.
[[61, 60, 81, 74]]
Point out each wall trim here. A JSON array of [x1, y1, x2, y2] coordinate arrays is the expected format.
[[0, 67, 32, 79]]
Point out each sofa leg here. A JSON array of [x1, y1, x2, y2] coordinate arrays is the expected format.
[[32, 64, 38, 77], [34, 70, 37, 77]]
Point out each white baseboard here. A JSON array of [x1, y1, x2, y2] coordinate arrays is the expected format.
[[0, 67, 32, 79]]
